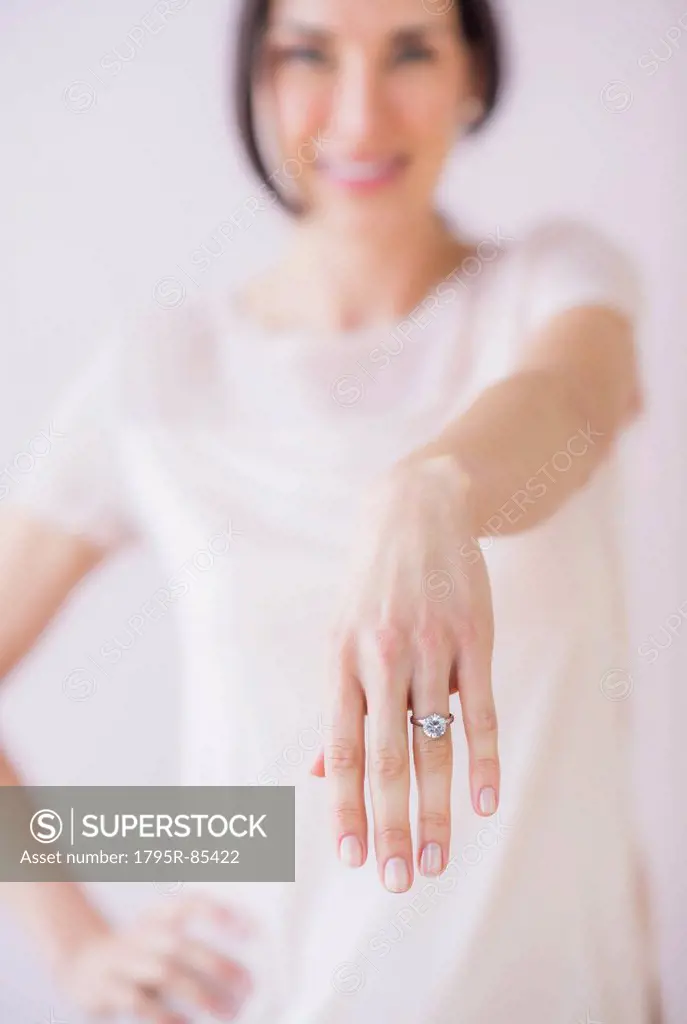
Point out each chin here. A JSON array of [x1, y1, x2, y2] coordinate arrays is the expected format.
[[314, 182, 426, 230]]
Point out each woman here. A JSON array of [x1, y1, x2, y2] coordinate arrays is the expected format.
[[0, 0, 660, 1021]]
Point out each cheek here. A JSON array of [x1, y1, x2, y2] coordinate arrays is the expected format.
[[388, 79, 459, 158], [271, 72, 329, 156]]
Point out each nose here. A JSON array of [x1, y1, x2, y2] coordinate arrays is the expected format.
[[328, 53, 387, 151]]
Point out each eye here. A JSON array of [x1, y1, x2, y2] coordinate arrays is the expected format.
[[277, 45, 329, 66], [392, 40, 437, 65]]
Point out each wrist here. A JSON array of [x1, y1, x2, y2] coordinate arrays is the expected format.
[[393, 449, 478, 535], [39, 884, 111, 976]]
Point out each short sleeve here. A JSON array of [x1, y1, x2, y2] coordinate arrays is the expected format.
[[2, 337, 139, 551], [519, 218, 643, 338], [466, 219, 644, 397]]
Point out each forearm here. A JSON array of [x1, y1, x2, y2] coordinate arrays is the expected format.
[[403, 368, 613, 539], [0, 745, 110, 974]]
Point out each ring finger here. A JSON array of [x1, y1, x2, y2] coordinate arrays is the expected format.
[[410, 625, 454, 878]]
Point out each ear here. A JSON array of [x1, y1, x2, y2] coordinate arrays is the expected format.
[[457, 95, 485, 131]]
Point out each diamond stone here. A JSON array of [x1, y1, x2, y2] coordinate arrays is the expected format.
[[422, 714, 447, 739]]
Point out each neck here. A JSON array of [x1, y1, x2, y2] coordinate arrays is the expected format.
[[271, 208, 470, 334]]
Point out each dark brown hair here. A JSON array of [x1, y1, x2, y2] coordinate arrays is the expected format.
[[232, 0, 504, 214]]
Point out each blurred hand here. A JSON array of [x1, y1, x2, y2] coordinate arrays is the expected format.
[[56, 892, 254, 1022], [314, 454, 499, 892]]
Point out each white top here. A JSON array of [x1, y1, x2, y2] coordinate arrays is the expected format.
[[7, 219, 657, 1024]]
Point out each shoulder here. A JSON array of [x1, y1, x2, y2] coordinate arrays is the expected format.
[[114, 291, 230, 423], [462, 219, 644, 399], [515, 217, 640, 279], [506, 217, 643, 329], [120, 290, 228, 353]]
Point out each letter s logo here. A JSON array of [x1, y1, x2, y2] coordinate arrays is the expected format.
[[30, 809, 63, 844]]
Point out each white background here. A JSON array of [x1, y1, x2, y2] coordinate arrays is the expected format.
[[0, 0, 685, 1020]]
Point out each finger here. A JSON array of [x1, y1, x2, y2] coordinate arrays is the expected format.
[[312, 667, 457, 778], [178, 937, 252, 996], [364, 625, 413, 893], [153, 891, 256, 938], [325, 636, 367, 869], [179, 942, 252, 1021], [130, 901, 254, 1015], [310, 748, 325, 777], [168, 955, 249, 1022], [134, 913, 253, 984], [117, 980, 186, 1024], [410, 625, 454, 877], [123, 945, 230, 1019], [455, 618, 499, 816]]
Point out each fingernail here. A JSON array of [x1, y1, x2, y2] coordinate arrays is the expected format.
[[339, 834, 363, 868], [420, 842, 443, 876], [478, 786, 497, 815], [384, 856, 410, 892]]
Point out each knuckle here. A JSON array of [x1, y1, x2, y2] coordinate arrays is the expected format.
[[464, 705, 498, 737], [334, 803, 365, 827], [455, 615, 478, 645], [328, 740, 363, 774], [374, 624, 404, 666], [414, 626, 452, 672], [143, 956, 175, 989], [473, 755, 500, 773], [376, 824, 410, 846], [331, 638, 353, 678], [416, 737, 452, 771], [414, 623, 441, 652], [419, 809, 450, 831], [369, 747, 407, 781]]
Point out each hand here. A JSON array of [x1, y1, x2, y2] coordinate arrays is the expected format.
[[314, 454, 499, 893], [55, 892, 254, 1022]]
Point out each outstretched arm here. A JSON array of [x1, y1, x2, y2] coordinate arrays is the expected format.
[[314, 297, 642, 896], [399, 302, 642, 541]]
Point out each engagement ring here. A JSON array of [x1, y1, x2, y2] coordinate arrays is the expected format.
[[409, 712, 455, 739]]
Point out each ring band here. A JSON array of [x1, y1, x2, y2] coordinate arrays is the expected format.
[[409, 712, 455, 739]]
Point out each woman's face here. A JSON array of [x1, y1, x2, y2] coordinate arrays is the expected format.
[[257, 0, 477, 230]]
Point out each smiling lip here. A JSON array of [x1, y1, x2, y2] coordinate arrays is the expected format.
[[318, 156, 407, 190]]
